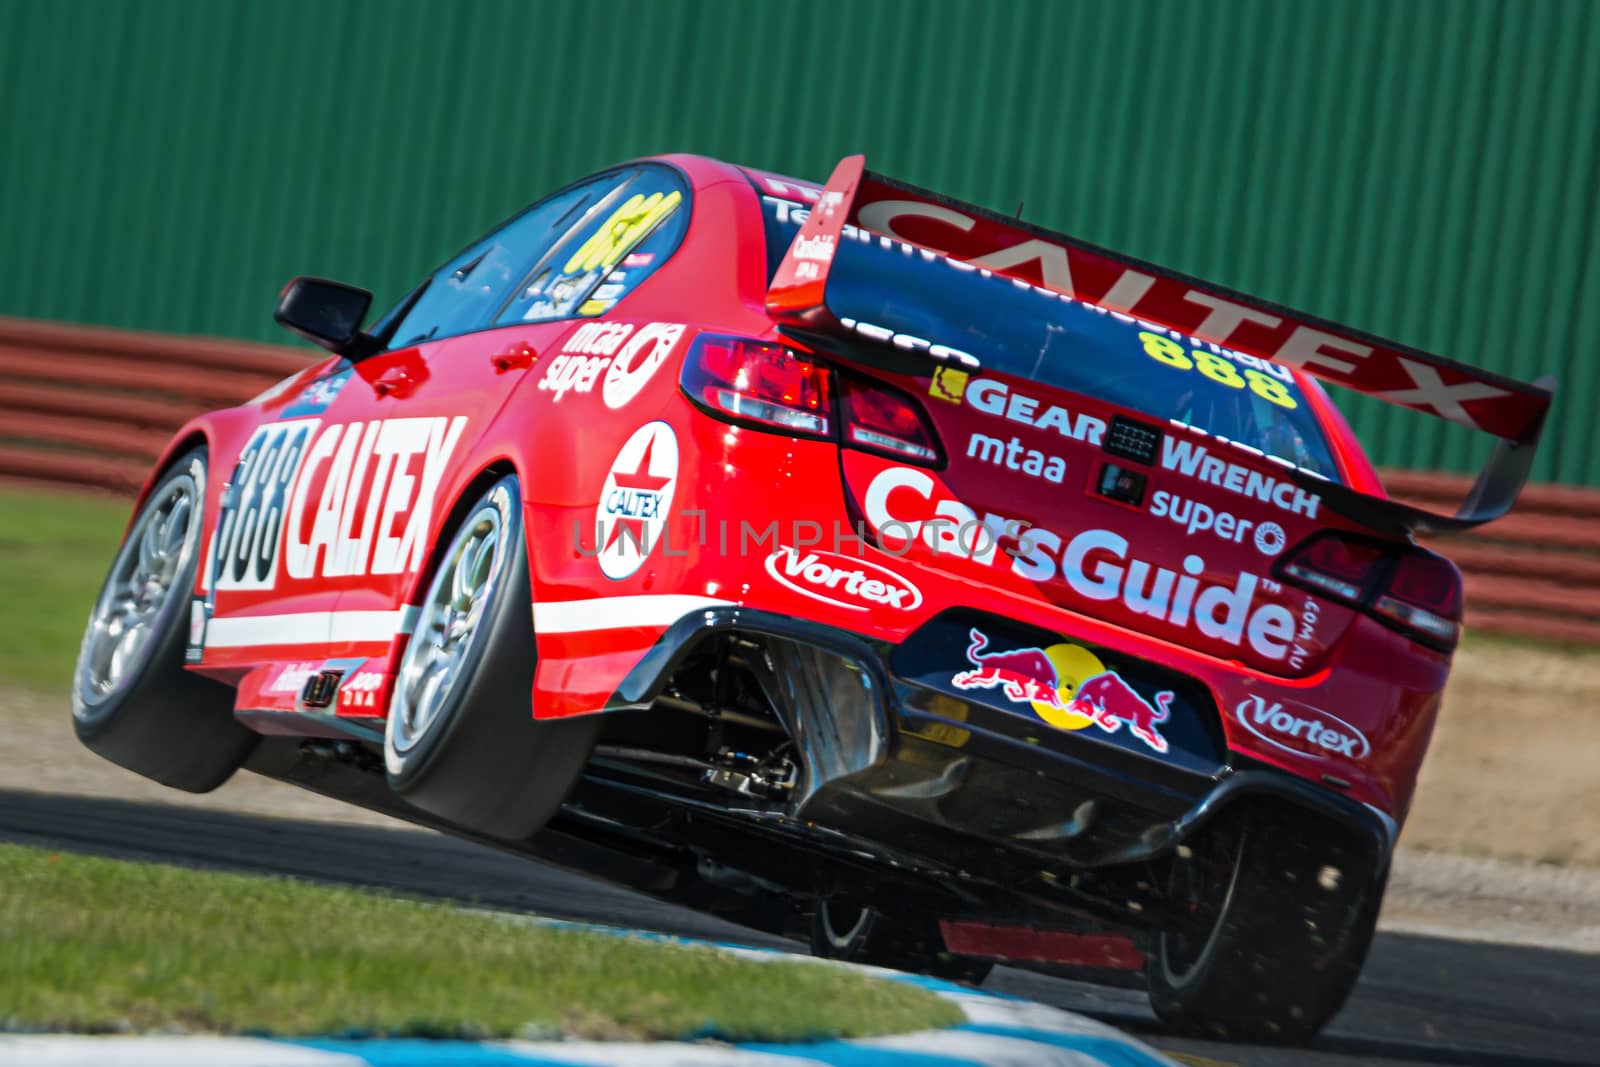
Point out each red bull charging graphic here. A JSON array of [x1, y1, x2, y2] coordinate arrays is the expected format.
[[951, 628, 1174, 753]]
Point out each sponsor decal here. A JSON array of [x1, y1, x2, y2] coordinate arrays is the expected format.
[[793, 234, 836, 263], [1287, 596, 1321, 671], [283, 417, 466, 581], [265, 660, 321, 694], [835, 316, 978, 367], [952, 629, 1172, 752], [211, 415, 467, 591], [1159, 435, 1320, 518], [962, 378, 1106, 445], [601, 322, 687, 410], [539, 321, 635, 402], [1255, 521, 1287, 555], [565, 191, 682, 275], [764, 546, 922, 612], [622, 251, 654, 268], [863, 466, 1297, 660], [1149, 491, 1286, 556], [209, 419, 320, 592], [1236, 693, 1369, 760], [595, 421, 679, 580], [965, 432, 1066, 484], [338, 669, 386, 709], [281, 369, 352, 418], [929, 366, 969, 404], [764, 189, 1532, 440], [847, 195, 1526, 437], [537, 321, 686, 405], [1135, 330, 1299, 410]]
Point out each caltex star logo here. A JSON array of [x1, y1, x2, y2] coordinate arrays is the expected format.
[[595, 422, 679, 580], [602, 435, 672, 553]]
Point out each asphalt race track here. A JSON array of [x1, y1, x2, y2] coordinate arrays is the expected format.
[[3, 788, 1596, 1067]]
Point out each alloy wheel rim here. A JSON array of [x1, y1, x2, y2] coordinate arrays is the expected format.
[[821, 899, 874, 949], [389, 502, 504, 755], [75, 472, 199, 713]]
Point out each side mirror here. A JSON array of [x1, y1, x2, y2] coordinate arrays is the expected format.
[[274, 276, 375, 356]]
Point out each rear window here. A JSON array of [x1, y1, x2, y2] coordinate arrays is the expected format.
[[759, 193, 1342, 479]]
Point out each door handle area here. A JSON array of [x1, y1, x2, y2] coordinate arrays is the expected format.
[[491, 343, 538, 372], [372, 369, 417, 398]]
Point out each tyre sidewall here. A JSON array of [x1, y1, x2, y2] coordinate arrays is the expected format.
[[70, 447, 256, 792], [384, 476, 522, 788], [1148, 808, 1383, 1043], [72, 449, 207, 735]]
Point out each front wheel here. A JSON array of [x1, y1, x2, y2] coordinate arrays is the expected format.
[[1148, 806, 1385, 1044], [72, 448, 256, 791], [383, 475, 597, 841]]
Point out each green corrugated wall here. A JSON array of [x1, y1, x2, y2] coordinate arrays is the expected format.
[[1, 0, 1596, 482]]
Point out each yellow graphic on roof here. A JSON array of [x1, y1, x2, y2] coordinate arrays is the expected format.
[[565, 191, 682, 275]]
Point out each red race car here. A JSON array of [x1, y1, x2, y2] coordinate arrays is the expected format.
[[73, 154, 1554, 1041]]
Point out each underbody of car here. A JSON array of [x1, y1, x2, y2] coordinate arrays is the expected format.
[[72, 152, 1554, 1042]]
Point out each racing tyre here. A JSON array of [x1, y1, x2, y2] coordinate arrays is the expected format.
[[811, 897, 994, 985], [1148, 806, 1385, 1044], [384, 475, 598, 841], [72, 448, 257, 792]]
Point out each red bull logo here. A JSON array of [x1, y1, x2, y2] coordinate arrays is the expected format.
[[951, 630, 1063, 707], [1065, 672, 1174, 754], [951, 628, 1173, 753]]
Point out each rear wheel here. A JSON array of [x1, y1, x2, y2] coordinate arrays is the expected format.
[[1148, 806, 1384, 1043], [384, 475, 597, 841], [72, 448, 256, 791], [810, 897, 994, 985]]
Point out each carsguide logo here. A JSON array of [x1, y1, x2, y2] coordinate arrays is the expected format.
[[764, 546, 921, 612], [862, 465, 1297, 660], [1235, 694, 1370, 760]]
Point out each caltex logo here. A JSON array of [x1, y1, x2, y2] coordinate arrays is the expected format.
[[595, 421, 679, 580]]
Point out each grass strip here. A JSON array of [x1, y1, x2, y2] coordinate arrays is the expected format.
[[0, 486, 129, 693], [0, 843, 961, 1040]]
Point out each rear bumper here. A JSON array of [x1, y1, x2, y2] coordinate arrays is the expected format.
[[606, 604, 1396, 881]]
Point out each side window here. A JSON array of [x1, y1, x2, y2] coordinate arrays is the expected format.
[[381, 172, 629, 349], [497, 166, 690, 325]]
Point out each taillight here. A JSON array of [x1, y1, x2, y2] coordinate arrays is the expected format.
[[1276, 531, 1463, 651], [838, 374, 941, 463], [1281, 534, 1388, 602], [1374, 551, 1463, 648], [679, 334, 942, 464], [680, 336, 831, 436]]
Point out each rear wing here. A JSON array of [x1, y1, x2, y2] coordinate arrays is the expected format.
[[766, 155, 1556, 537]]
